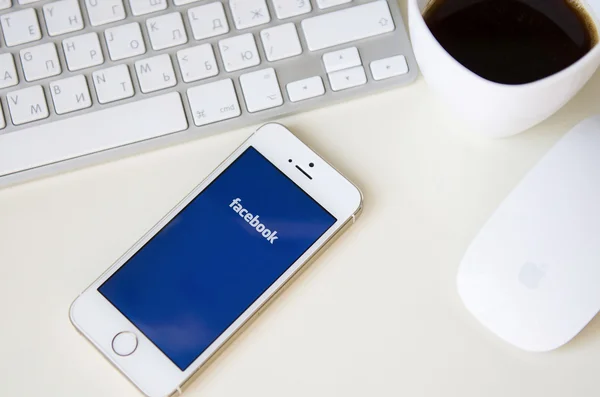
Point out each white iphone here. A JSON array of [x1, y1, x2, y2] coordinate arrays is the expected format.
[[70, 124, 363, 397]]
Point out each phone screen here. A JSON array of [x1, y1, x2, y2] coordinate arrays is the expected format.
[[98, 147, 336, 371]]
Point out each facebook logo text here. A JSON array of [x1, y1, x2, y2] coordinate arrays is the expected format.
[[229, 198, 279, 244]]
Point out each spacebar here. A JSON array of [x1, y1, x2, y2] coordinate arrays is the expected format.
[[0, 92, 188, 177]]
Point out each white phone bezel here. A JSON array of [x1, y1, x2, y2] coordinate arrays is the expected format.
[[70, 123, 362, 397]]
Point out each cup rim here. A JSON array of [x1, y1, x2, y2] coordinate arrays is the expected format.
[[409, 0, 600, 89]]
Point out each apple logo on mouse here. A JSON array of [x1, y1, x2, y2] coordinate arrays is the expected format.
[[518, 262, 548, 290]]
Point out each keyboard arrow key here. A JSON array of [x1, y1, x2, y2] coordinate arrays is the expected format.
[[329, 65, 367, 91]]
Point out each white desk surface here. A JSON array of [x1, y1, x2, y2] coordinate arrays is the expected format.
[[2, 24, 600, 397]]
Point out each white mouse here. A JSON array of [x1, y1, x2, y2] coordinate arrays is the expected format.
[[457, 117, 600, 352]]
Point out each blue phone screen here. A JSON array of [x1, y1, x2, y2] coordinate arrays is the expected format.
[[99, 147, 336, 371]]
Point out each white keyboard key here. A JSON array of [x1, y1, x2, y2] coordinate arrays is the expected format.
[[260, 23, 302, 62], [105, 23, 146, 61], [239, 68, 283, 113], [302, 1, 395, 51], [219, 34, 260, 72], [0, 54, 19, 89], [43, 0, 84, 36], [49, 75, 92, 114], [135, 54, 177, 93], [1, 8, 42, 47], [85, 0, 126, 26], [316, 0, 351, 9], [20, 43, 62, 82], [129, 0, 167, 16], [0, 106, 5, 130], [188, 2, 229, 41], [177, 44, 218, 83], [174, 0, 198, 4], [272, 0, 311, 19], [93, 64, 134, 104], [370, 55, 408, 80], [0, 0, 12, 11], [63, 32, 104, 71], [287, 76, 325, 102], [323, 47, 361, 73], [7, 86, 49, 125], [328, 65, 366, 91], [230, 0, 270, 30], [0, 93, 187, 177], [187, 79, 241, 126], [147, 12, 188, 50], [18, 0, 41, 3]]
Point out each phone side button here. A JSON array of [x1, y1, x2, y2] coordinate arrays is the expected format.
[[112, 331, 139, 357]]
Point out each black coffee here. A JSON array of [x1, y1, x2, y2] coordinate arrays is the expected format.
[[423, 0, 597, 84]]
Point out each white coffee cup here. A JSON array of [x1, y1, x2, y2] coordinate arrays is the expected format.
[[408, 0, 600, 138]]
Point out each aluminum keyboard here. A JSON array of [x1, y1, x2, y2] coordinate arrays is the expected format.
[[0, 0, 417, 187]]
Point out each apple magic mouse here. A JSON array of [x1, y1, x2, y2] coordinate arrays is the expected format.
[[457, 117, 600, 352]]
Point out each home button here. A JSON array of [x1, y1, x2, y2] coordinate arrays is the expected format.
[[112, 331, 138, 357]]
